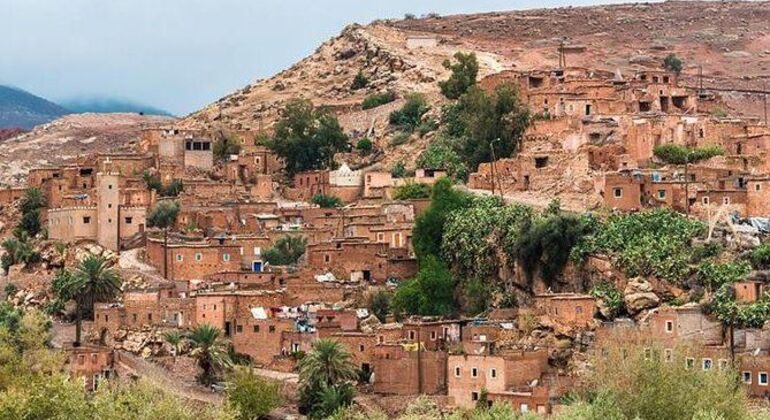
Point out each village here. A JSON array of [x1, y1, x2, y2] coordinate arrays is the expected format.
[[3, 2, 770, 419]]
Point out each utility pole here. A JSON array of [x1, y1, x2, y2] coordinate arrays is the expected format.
[[490, 138, 501, 197]]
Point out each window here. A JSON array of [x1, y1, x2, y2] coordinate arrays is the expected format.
[[761, 372, 769, 386], [83, 216, 91, 224], [253, 325, 260, 333], [472, 392, 479, 401], [254, 247, 261, 256], [665, 320, 674, 333], [471, 368, 478, 378], [125, 217, 132, 224], [455, 366, 461, 377], [108, 184, 113, 190], [756, 184, 762, 192], [490, 368, 497, 379], [223, 253, 230, 262], [269, 326, 276, 333], [702, 196, 710, 205], [702, 358, 712, 370], [132, 314, 137, 322], [409, 331, 416, 340], [613, 187, 623, 198], [195, 253, 202, 261], [324, 254, 331, 263], [236, 325, 243, 333], [378, 335, 384, 344], [176, 254, 183, 262], [78, 355, 85, 365], [686, 358, 695, 369], [657, 189, 667, 199], [108, 203, 112, 208], [430, 331, 436, 340], [723, 196, 730, 205], [743, 371, 753, 384], [377, 233, 384, 242], [359, 345, 365, 352]]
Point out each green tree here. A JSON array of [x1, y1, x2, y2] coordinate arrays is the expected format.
[[355, 137, 373, 153], [298, 339, 357, 418], [439, 52, 479, 99], [351, 70, 369, 90], [162, 179, 184, 197], [147, 200, 180, 279], [392, 255, 456, 316], [515, 214, 588, 287], [653, 144, 723, 214], [389, 93, 430, 132], [264, 235, 307, 266], [412, 177, 474, 259], [390, 160, 408, 178], [15, 187, 46, 237], [416, 136, 468, 180], [226, 367, 283, 420], [19, 187, 45, 215], [213, 133, 242, 162], [264, 99, 348, 176], [163, 331, 183, 361], [56, 254, 121, 346], [143, 170, 163, 192], [392, 182, 431, 200], [1, 232, 38, 274], [311, 194, 342, 208], [663, 53, 684, 74], [367, 291, 391, 322], [188, 324, 233, 386]]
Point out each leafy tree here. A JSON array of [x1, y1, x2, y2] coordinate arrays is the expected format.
[[390, 160, 408, 178], [443, 83, 530, 173], [312, 194, 342, 208], [748, 244, 770, 269], [162, 179, 184, 197], [19, 187, 45, 215], [590, 281, 625, 320], [226, 367, 283, 420], [653, 144, 723, 214], [264, 235, 307, 266], [439, 52, 479, 99], [143, 170, 163, 192], [355, 137, 373, 153], [412, 177, 474, 259], [351, 70, 369, 90], [55, 255, 121, 346], [515, 214, 588, 286], [392, 182, 431, 200], [1, 232, 39, 274], [163, 331, 183, 360], [188, 324, 233, 386], [298, 339, 357, 418], [264, 99, 348, 176], [3, 283, 17, 297], [15, 187, 45, 237], [697, 260, 751, 292], [389, 93, 430, 132], [367, 291, 391, 322], [213, 133, 242, 162], [147, 200, 180, 279], [416, 136, 468, 180], [362, 91, 396, 110], [392, 255, 457, 316], [663, 53, 684, 74]]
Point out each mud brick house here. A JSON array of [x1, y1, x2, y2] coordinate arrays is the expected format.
[[330, 331, 376, 373], [0, 186, 24, 205], [283, 275, 350, 306], [306, 239, 417, 283], [372, 344, 448, 395], [195, 290, 286, 337], [401, 319, 463, 351], [734, 281, 765, 303], [48, 172, 151, 251], [739, 355, 770, 398], [533, 293, 596, 327], [289, 170, 330, 202], [68, 345, 114, 391], [642, 305, 724, 347], [146, 236, 243, 281], [93, 286, 196, 339], [447, 351, 551, 413]]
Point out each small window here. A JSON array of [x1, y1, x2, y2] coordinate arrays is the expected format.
[[431, 331, 436, 340], [761, 372, 769, 386], [743, 371, 753, 384], [472, 391, 479, 401], [253, 325, 260, 333], [490, 368, 497, 379], [657, 189, 667, 199], [665, 320, 674, 333], [534, 156, 549, 168], [108, 184, 113, 190], [723, 197, 730, 205], [236, 325, 243, 333], [756, 184, 762, 192], [147, 313, 153, 321], [613, 187, 623, 198], [471, 368, 478, 378], [702, 358, 712, 370], [132, 314, 138, 322], [176, 254, 183, 262], [455, 366, 461, 377], [125, 217, 132, 224], [359, 345, 365, 352], [686, 358, 695, 369], [223, 253, 230, 262], [195, 253, 202, 261], [254, 247, 261, 256], [83, 216, 91, 224], [702, 196, 710, 205], [269, 326, 276, 333], [324, 254, 331, 263]]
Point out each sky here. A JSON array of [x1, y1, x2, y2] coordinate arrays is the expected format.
[[1, 0, 632, 116]]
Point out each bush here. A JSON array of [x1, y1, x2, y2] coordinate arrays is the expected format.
[[226, 368, 283, 420], [213, 134, 241, 162], [590, 281, 624, 319], [162, 179, 184, 197], [663, 53, 683, 74], [143, 171, 163, 191], [389, 93, 429, 132], [392, 255, 456, 316], [362, 91, 396, 110], [390, 161, 407, 178], [748, 244, 770, 269], [311, 194, 342, 208], [416, 136, 468, 180], [264, 236, 307, 266], [697, 260, 751, 291], [653, 144, 723, 165], [392, 182, 431, 200], [367, 291, 391, 322], [3, 283, 17, 297], [355, 138, 373, 153], [390, 132, 411, 146], [439, 52, 479, 99], [351, 70, 369, 90]]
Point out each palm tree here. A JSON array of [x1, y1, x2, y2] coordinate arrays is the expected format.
[[59, 254, 121, 346], [298, 339, 357, 416], [163, 331, 183, 362], [147, 201, 180, 279], [188, 324, 232, 386], [20, 187, 45, 214]]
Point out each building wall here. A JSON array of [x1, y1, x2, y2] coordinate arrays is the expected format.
[[231, 318, 296, 365], [747, 179, 770, 218], [48, 207, 98, 241], [69, 346, 113, 391], [97, 173, 120, 251], [372, 345, 447, 395]]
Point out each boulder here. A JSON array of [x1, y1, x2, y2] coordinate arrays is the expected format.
[[624, 277, 660, 314]]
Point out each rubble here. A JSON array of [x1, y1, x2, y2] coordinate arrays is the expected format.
[[623, 277, 661, 315]]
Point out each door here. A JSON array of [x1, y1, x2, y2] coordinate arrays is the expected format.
[[252, 261, 263, 272]]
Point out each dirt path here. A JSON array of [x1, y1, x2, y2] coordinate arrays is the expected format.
[[253, 367, 299, 384]]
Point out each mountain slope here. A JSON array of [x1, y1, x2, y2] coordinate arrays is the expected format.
[[0, 85, 69, 129], [60, 97, 174, 117]]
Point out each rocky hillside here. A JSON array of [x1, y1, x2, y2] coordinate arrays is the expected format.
[[0, 113, 174, 186], [0, 85, 68, 130], [180, 1, 770, 162]]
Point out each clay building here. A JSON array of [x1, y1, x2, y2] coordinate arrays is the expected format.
[[533, 293, 596, 327], [68, 345, 114, 391], [372, 344, 448, 395], [305, 239, 417, 283]]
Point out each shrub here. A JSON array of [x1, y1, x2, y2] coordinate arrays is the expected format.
[[351, 70, 369, 90], [143, 171, 162, 191], [663, 53, 683, 74], [392, 255, 456, 316], [697, 260, 751, 291], [392, 182, 431, 200], [162, 179, 184, 197], [748, 243, 770, 269], [416, 136, 468, 180], [389, 93, 429, 131], [390, 160, 407, 178], [264, 236, 307, 266], [3, 283, 17, 297], [355, 138, 373, 153], [213, 134, 241, 162], [439, 52, 479, 99], [390, 132, 411, 146], [590, 281, 624, 319], [653, 144, 723, 165], [362, 91, 396, 110], [226, 368, 283, 420], [367, 291, 391, 322], [311, 194, 342, 208]]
